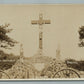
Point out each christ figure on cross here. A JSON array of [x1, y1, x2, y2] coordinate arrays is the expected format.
[[31, 13, 51, 55]]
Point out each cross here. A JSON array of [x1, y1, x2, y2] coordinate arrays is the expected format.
[[31, 13, 51, 25], [31, 13, 51, 55]]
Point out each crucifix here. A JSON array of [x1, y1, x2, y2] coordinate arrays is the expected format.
[[31, 13, 51, 55]]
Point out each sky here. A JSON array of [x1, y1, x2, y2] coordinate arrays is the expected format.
[[0, 4, 84, 60]]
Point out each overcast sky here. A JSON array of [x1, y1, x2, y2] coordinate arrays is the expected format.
[[0, 4, 84, 60]]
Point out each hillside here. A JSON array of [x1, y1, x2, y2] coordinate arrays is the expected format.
[[0, 50, 19, 70]]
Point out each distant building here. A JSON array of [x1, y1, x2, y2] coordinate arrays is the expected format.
[[56, 44, 61, 60], [20, 44, 24, 62]]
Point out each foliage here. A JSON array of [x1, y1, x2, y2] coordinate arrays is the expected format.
[[78, 26, 84, 47], [0, 23, 17, 49], [0, 23, 18, 70]]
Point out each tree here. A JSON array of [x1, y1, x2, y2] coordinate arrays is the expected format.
[[0, 23, 17, 49], [78, 26, 84, 47]]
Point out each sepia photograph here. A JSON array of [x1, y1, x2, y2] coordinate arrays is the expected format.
[[0, 4, 84, 80]]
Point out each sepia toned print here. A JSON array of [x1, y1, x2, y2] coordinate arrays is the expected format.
[[0, 4, 84, 79]]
